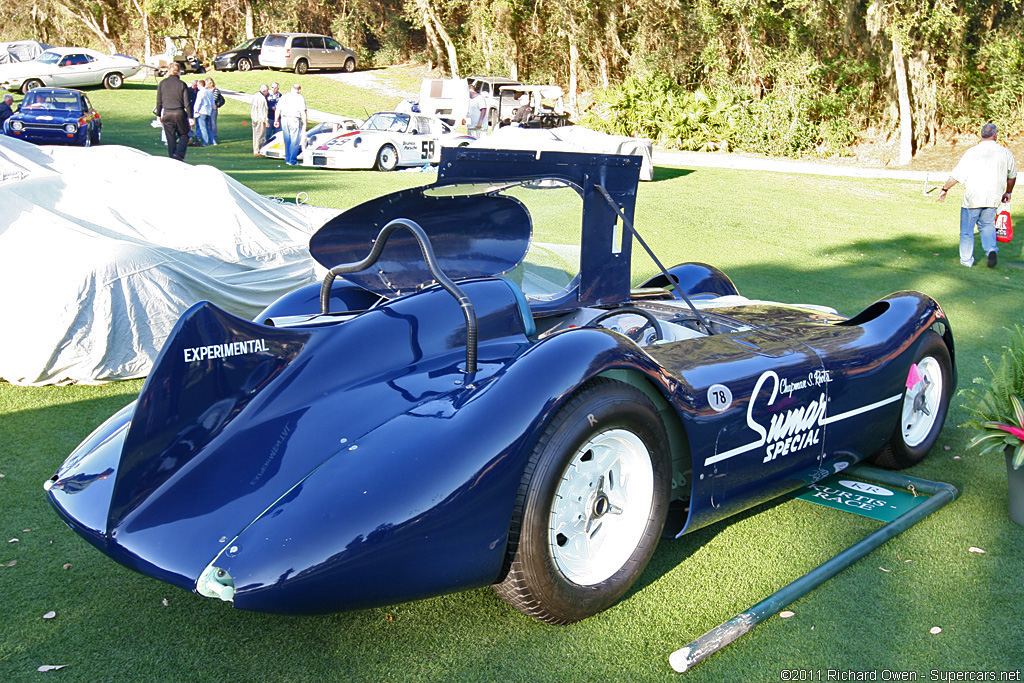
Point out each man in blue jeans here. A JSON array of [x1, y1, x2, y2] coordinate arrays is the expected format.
[[939, 122, 1017, 268], [273, 84, 307, 166]]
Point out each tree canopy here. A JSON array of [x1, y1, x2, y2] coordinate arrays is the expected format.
[[6, 0, 1024, 158]]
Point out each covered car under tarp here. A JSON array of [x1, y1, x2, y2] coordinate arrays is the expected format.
[[0, 135, 338, 385], [469, 125, 655, 181], [0, 40, 51, 65]]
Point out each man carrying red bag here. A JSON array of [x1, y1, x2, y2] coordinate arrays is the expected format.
[[939, 122, 1016, 268]]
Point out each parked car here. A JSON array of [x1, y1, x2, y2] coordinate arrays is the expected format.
[[0, 47, 141, 94], [3, 87, 101, 146], [212, 35, 267, 72], [259, 33, 357, 74], [301, 111, 473, 170], [46, 148, 955, 625], [258, 118, 361, 160], [467, 75, 520, 128]]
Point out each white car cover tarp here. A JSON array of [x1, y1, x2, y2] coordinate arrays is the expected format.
[[0, 40, 51, 65], [470, 125, 655, 181], [0, 135, 338, 385]]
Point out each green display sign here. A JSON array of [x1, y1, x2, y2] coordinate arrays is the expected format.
[[789, 473, 931, 522]]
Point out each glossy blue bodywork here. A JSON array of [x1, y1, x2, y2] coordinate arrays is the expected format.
[[47, 147, 956, 616], [4, 87, 100, 146]]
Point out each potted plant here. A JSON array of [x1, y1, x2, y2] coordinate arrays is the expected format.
[[961, 325, 1024, 525]]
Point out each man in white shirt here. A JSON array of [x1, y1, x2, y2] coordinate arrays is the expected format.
[[273, 83, 308, 166], [940, 122, 1017, 267], [467, 86, 485, 139]]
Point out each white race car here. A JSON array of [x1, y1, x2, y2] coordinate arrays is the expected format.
[[302, 112, 474, 171], [0, 47, 142, 94], [259, 119, 361, 160]]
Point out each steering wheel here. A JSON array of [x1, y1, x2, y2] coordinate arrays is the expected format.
[[583, 307, 663, 344]]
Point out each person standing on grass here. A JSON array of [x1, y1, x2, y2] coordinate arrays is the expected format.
[[939, 122, 1016, 268], [266, 82, 281, 143], [466, 86, 485, 139], [209, 77, 225, 142], [155, 63, 194, 161], [274, 83, 307, 166], [193, 79, 215, 146], [250, 84, 270, 156]]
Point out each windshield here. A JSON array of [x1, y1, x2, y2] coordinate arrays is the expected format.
[[23, 91, 81, 109], [36, 51, 61, 65], [362, 112, 410, 133], [425, 179, 582, 301]]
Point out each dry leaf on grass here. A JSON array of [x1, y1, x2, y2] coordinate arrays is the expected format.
[[37, 665, 68, 672], [62, 564, 71, 570], [162, 599, 169, 607], [969, 547, 986, 554], [8, 539, 18, 543], [879, 567, 891, 572], [779, 611, 795, 618], [930, 627, 942, 634], [43, 611, 56, 619], [7, 560, 17, 567]]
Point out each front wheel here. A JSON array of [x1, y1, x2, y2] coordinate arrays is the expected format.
[[237, 57, 252, 72], [873, 330, 952, 469], [375, 143, 398, 171], [22, 78, 43, 94], [493, 378, 671, 624], [103, 72, 123, 89], [294, 59, 308, 75]]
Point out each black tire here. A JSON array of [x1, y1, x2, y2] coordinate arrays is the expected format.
[[294, 59, 309, 75], [375, 143, 398, 171], [343, 57, 356, 73], [237, 57, 252, 72], [90, 125, 101, 146], [103, 72, 123, 89], [195, 65, 206, 74], [21, 78, 43, 95], [493, 377, 671, 624], [873, 331, 952, 469]]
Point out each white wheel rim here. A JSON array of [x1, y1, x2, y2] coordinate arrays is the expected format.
[[549, 428, 654, 586], [380, 147, 395, 169], [901, 357, 943, 447]]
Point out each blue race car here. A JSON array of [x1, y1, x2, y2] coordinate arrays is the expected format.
[[46, 148, 955, 624], [4, 87, 100, 146]]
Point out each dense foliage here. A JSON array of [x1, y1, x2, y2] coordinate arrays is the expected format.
[[6, 0, 1024, 157]]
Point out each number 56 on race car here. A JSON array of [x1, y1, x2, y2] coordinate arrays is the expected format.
[[302, 111, 474, 171]]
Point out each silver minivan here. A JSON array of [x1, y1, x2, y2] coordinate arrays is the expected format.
[[260, 33, 357, 74]]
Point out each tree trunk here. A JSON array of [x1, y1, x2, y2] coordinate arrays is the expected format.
[[131, 0, 151, 61], [245, 0, 255, 40], [55, 3, 117, 53], [892, 32, 913, 165], [425, 2, 459, 78], [568, 34, 579, 115]]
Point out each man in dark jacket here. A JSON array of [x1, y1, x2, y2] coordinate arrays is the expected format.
[[0, 95, 14, 129], [155, 63, 194, 161]]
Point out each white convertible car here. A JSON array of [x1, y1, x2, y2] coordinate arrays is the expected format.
[[302, 111, 474, 171], [0, 47, 142, 94]]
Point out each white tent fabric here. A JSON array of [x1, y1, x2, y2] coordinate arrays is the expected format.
[[0, 135, 338, 385], [470, 126, 655, 181]]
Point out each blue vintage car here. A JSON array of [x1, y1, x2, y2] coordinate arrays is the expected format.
[[4, 87, 100, 146], [46, 148, 955, 624]]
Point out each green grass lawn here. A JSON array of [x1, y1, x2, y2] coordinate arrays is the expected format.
[[1, 75, 1022, 681]]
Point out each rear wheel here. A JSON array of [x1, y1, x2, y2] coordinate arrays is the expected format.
[[103, 72, 123, 89], [375, 144, 398, 171], [90, 126, 101, 146], [294, 59, 308, 75], [237, 57, 252, 72], [873, 331, 952, 469], [343, 57, 355, 73], [494, 378, 671, 624], [21, 79, 43, 95]]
